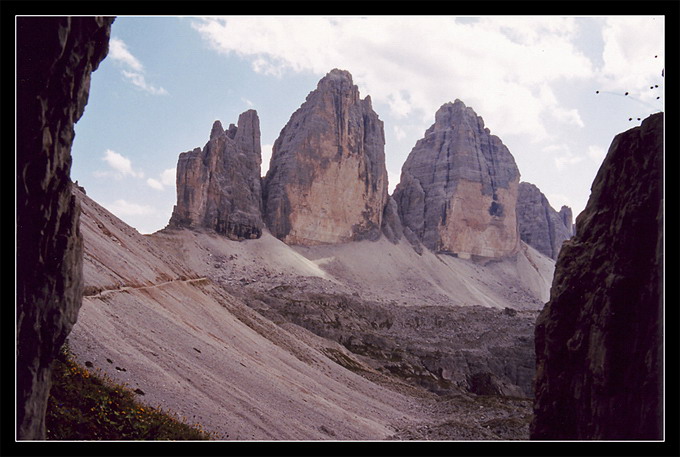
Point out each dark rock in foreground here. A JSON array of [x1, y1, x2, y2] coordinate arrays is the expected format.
[[531, 112, 663, 440], [16, 16, 113, 440]]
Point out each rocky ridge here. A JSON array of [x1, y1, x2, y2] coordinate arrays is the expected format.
[[394, 100, 521, 259], [532, 112, 663, 440], [169, 110, 264, 240], [517, 182, 574, 260]]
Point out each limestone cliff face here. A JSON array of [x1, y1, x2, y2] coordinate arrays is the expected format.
[[394, 100, 520, 258], [169, 110, 264, 240], [517, 182, 574, 260], [263, 69, 388, 245], [532, 113, 663, 440], [16, 16, 113, 440]]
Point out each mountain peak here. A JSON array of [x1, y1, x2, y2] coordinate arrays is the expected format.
[[169, 110, 264, 240], [210, 120, 225, 140], [263, 70, 387, 245], [394, 100, 520, 258]]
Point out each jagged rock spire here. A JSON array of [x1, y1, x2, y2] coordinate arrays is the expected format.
[[169, 110, 264, 240], [263, 69, 388, 245]]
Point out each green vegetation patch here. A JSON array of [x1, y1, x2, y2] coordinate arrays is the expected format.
[[46, 345, 214, 440]]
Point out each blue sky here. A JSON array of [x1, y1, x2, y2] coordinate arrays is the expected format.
[[69, 16, 665, 234]]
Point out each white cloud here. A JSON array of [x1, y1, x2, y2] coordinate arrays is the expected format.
[[241, 97, 254, 107], [100, 149, 144, 178], [393, 125, 407, 141], [598, 17, 664, 105], [192, 16, 594, 143], [146, 178, 164, 190], [545, 144, 584, 170], [160, 168, 176, 187], [546, 193, 573, 210], [121, 70, 168, 96], [146, 168, 176, 190], [587, 145, 607, 163], [387, 167, 400, 194], [109, 37, 143, 71], [554, 154, 584, 170], [109, 37, 168, 95], [261, 144, 273, 176], [104, 199, 154, 216]]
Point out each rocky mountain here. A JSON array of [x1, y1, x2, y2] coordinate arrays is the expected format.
[[517, 182, 574, 260], [532, 112, 663, 440], [168, 110, 264, 240], [16, 16, 113, 440], [263, 69, 388, 245], [394, 100, 520, 259], [67, 71, 557, 439]]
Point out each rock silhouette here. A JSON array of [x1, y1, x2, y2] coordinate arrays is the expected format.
[[532, 112, 663, 440], [16, 16, 114, 440]]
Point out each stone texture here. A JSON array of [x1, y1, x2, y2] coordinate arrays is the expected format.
[[381, 196, 404, 244], [263, 69, 388, 245], [394, 100, 520, 259], [169, 110, 264, 240], [531, 113, 663, 440], [558, 206, 574, 235], [16, 16, 113, 440], [517, 182, 574, 260]]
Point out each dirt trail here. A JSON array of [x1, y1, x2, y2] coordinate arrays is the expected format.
[[84, 277, 209, 299]]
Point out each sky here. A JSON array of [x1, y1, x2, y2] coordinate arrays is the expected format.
[[67, 16, 665, 235]]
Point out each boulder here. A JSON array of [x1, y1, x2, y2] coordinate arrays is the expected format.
[[263, 69, 388, 245]]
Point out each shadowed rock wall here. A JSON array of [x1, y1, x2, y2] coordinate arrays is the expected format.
[[16, 16, 113, 439], [517, 182, 574, 260], [531, 113, 663, 440]]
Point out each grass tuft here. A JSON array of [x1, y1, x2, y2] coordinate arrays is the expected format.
[[45, 345, 215, 440]]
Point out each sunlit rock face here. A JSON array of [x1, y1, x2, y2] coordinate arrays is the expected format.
[[394, 100, 520, 259], [532, 113, 663, 440], [263, 69, 388, 246], [169, 110, 264, 240], [517, 182, 574, 260]]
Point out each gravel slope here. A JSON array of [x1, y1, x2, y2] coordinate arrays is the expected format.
[[68, 187, 553, 440]]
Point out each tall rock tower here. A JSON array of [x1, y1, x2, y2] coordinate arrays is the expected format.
[[263, 69, 388, 245], [394, 100, 520, 259], [169, 110, 264, 240]]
